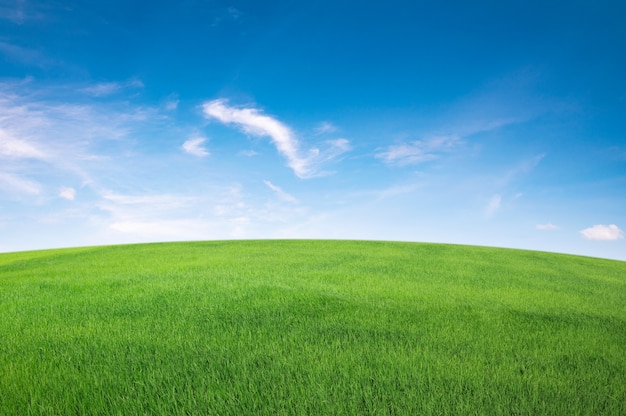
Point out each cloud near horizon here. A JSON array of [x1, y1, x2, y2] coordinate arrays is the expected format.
[[580, 224, 624, 241], [202, 99, 350, 178], [264, 180, 298, 203]]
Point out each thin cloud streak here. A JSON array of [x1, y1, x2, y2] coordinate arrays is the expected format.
[[315, 121, 338, 135], [536, 223, 559, 230], [202, 99, 350, 178], [0, 129, 46, 159], [203, 99, 307, 176], [0, 79, 173, 200], [81, 79, 144, 97], [0, 172, 42, 195], [496, 153, 546, 188], [377, 135, 461, 166], [484, 194, 502, 218], [264, 180, 298, 203]]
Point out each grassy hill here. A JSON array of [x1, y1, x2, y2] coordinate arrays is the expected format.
[[1, 240, 625, 415]]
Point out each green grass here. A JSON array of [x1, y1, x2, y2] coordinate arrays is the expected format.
[[1, 240, 625, 415]]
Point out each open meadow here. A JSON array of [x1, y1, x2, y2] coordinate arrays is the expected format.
[[1, 240, 625, 415]]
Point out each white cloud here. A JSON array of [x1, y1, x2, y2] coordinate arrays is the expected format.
[[59, 187, 76, 200], [580, 224, 624, 241], [202, 99, 350, 178], [182, 137, 210, 157], [484, 194, 501, 218], [203, 99, 306, 175], [0, 81, 140, 157], [0, 129, 46, 159], [0, 172, 41, 195], [0, 78, 170, 201], [264, 180, 298, 203], [377, 135, 461, 166], [536, 223, 559, 230]]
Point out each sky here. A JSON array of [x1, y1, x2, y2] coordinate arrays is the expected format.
[[0, 0, 625, 261]]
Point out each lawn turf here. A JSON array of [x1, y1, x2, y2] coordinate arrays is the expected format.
[[1, 240, 625, 415]]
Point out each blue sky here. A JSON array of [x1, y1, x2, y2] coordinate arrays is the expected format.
[[1, 0, 625, 260]]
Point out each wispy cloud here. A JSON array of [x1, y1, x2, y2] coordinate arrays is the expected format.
[[0, 41, 58, 68], [580, 224, 624, 241], [238, 149, 258, 157], [164, 98, 179, 111], [468, 153, 545, 218], [202, 99, 350, 178], [496, 153, 546, 188], [484, 194, 501, 218], [203, 99, 305, 175], [536, 223, 558, 230], [0, 0, 44, 24], [264, 180, 298, 203], [350, 182, 422, 201], [210, 6, 243, 27], [227, 7, 242, 19], [377, 135, 461, 166], [0, 78, 163, 178], [96, 184, 287, 242], [182, 137, 210, 157], [441, 69, 569, 139], [108, 219, 211, 238], [96, 190, 205, 239], [317, 138, 352, 163], [374, 72, 551, 169], [99, 191, 194, 210], [0, 128, 46, 159], [81, 78, 144, 97], [0, 172, 41, 195], [0, 4, 24, 23], [315, 121, 338, 135]]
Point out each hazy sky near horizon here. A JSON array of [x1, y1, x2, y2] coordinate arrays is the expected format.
[[1, 0, 625, 260]]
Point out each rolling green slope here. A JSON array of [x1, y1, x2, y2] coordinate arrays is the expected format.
[[1, 240, 625, 415]]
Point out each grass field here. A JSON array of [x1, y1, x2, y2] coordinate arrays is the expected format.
[[1, 240, 625, 415]]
